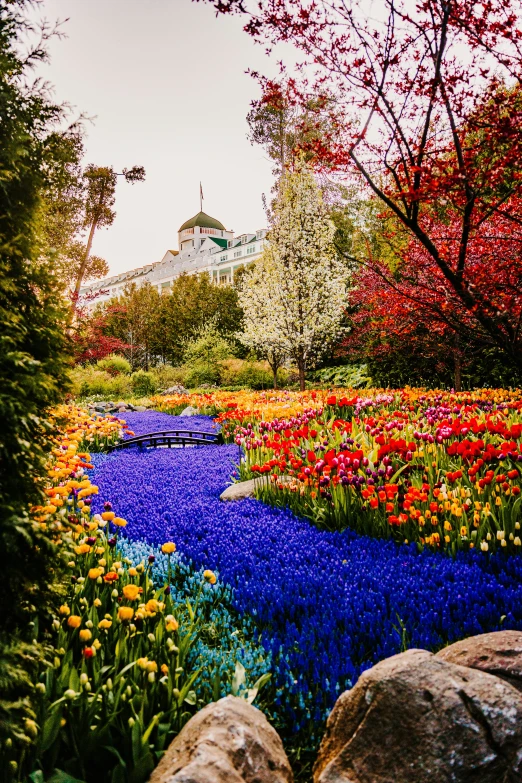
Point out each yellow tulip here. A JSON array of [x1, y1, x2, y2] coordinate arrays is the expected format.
[[122, 584, 140, 601]]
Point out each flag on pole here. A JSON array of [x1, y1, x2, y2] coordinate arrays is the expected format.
[[200, 182, 204, 212]]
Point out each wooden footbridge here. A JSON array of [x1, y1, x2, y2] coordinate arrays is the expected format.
[[108, 429, 221, 452]]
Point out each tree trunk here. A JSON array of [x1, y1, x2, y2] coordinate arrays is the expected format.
[[454, 352, 462, 392], [454, 333, 462, 392], [297, 353, 305, 391], [69, 178, 108, 325], [68, 217, 97, 325], [272, 365, 278, 390]]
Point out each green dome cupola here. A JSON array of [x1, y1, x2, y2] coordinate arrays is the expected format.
[[178, 211, 226, 233]]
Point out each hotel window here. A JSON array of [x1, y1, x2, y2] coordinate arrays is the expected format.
[[234, 250, 242, 258], [247, 245, 256, 255], [181, 228, 193, 236], [200, 227, 218, 235], [220, 254, 228, 262], [241, 235, 247, 244]]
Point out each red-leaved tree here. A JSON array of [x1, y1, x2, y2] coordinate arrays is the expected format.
[[201, 0, 522, 375], [72, 300, 130, 365], [348, 200, 522, 387]]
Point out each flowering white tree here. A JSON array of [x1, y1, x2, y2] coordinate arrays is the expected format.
[[238, 161, 348, 390]]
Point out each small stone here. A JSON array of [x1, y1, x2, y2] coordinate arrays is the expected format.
[[220, 476, 292, 501], [134, 405, 147, 412], [180, 406, 199, 416], [149, 695, 293, 783]]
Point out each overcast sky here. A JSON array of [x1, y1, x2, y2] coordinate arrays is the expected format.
[[34, 0, 277, 275]]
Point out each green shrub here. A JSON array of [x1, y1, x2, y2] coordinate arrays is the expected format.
[[151, 364, 188, 390], [0, 0, 73, 757], [312, 364, 372, 389], [183, 331, 233, 366], [70, 367, 133, 399], [184, 363, 221, 388], [219, 359, 289, 390], [96, 353, 132, 376], [131, 370, 157, 396]]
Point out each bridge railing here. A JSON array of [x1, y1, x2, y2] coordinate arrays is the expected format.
[[108, 429, 221, 452]]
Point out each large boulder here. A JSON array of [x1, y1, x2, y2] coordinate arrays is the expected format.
[[314, 648, 522, 783], [148, 695, 293, 783], [436, 631, 522, 693]]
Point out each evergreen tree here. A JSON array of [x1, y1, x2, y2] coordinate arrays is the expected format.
[[0, 0, 71, 757]]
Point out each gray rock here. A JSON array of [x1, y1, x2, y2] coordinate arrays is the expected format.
[[134, 405, 147, 412], [220, 476, 293, 501], [314, 648, 522, 783], [161, 385, 189, 396], [220, 478, 263, 501], [180, 406, 199, 416], [148, 695, 293, 783], [437, 631, 522, 693]]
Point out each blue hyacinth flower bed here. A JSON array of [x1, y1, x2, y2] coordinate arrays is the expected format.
[[91, 412, 522, 737], [120, 411, 219, 436]]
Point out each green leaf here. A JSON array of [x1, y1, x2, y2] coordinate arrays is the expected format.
[[142, 713, 162, 746], [40, 705, 64, 753], [231, 661, 246, 696], [68, 667, 80, 693], [131, 718, 143, 766], [390, 462, 410, 485], [212, 669, 221, 702], [46, 770, 86, 783], [252, 671, 272, 694], [246, 672, 272, 704], [111, 765, 126, 783], [178, 669, 201, 706], [129, 752, 154, 783]]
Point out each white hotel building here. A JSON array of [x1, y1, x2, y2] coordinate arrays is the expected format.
[[80, 211, 267, 306]]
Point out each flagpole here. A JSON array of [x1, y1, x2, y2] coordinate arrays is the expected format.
[[200, 182, 203, 212]]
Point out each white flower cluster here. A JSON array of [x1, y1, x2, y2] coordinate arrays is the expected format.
[[238, 161, 349, 381]]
